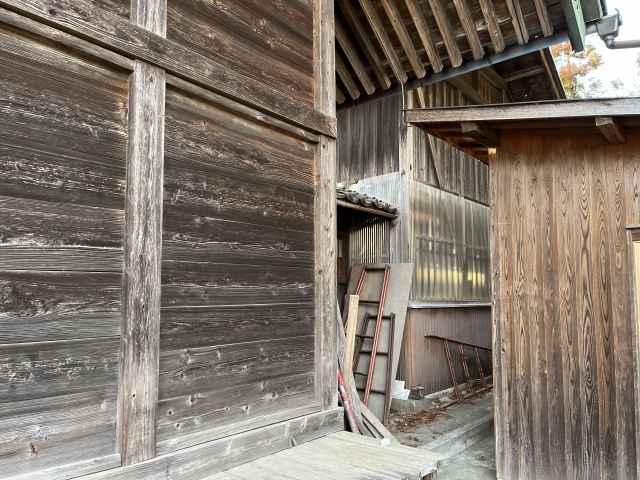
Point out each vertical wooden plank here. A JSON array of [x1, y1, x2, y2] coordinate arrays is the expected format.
[[344, 294, 360, 392], [118, 60, 166, 465], [131, 0, 166, 36], [314, 0, 337, 411]]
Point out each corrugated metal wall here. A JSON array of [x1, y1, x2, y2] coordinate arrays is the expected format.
[[348, 218, 390, 267], [411, 182, 490, 302]]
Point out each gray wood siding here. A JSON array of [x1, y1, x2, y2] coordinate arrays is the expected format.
[[166, 0, 314, 108], [0, 27, 127, 478], [157, 87, 318, 454]]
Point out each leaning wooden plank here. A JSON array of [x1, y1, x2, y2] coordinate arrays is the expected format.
[[427, 0, 463, 67], [452, 0, 484, 60], [404, 0, 443, 72], [358, 0, 408, 84], [335, 18, 376, 95], [81, 409, 344, 480], [380, 0, 426, 79], [361, 403, 399, 444], [478, 0, 505, 53], [338, 0, 392, 89], [118, 60, 165, 465], [343, 295, 360, 391], [0, 0, 335, 137]]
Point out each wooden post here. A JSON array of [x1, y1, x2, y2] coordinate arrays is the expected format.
[[117, 0, 166, 465], [343, 295, 360, 391], [314, 0, 338, 411]]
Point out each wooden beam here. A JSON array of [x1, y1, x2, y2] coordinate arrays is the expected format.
[[118, 60, 165, 466], [381, 0, 425, 78], [478, 0, 505, 53], [503, 65, 546, 82], [314, 0, 338, 411], [336, 84, 346, 104], [480, 68, 506, 90], [533, 0, 554, 37], [0, 0, 335, 137], [461, 121, 499, 147], [561, 0, 586, 52], [358, 0, 408, 84], [338, 0, 392, 90], [427, 0, 463, 68], [505, 0, 529, 45], [539, 49, 565, 99], [404, 0, 443, 73], [336, 50, 361, 100], [452, 0, 484, 60], [596, 116, 626, 144], [405, 98, 640, 124], [415, 87, 427, 108], [117, 0, 166, 465], [343, 295, 360, 393], [335, 18, 376, 95], [448, 76, 484, 105]]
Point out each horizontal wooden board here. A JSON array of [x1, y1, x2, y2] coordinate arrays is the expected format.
[[81, 408, 344, 480], [165, 89, 314, 193], [0, 0, 335, 136], [156, 373, 316, 453], [161, 261, 314, 307], [160, 304, 314, 350], [166, 0, 314, 107], [0, 196, 124, 249], [0, 25, 128, 210], [0, 388, 118, 479], [0, 271, 121, 343], [0, 247, 122, 272], [0, 337, 120, 401], [159, 335, 315, 400]]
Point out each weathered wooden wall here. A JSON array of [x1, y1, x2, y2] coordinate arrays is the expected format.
[[0, 1, 341, 479], [491, 131, 640, 480], [397, 307, 492, 393]]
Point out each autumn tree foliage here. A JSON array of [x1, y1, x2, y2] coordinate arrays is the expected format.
[[551, 41, 604, 98]]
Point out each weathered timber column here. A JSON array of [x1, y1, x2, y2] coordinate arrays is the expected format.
[[314, 0, 338, 410], [117, 0, 166, 465]]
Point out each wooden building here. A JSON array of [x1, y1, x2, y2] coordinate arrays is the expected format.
[[0, 1, 341, 479], [407, 97, 640, 479]]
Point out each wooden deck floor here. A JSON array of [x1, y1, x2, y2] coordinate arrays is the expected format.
[[209, 431, 440, 479]]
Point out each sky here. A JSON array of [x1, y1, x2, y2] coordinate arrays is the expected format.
[[567, 0, 640, 97]]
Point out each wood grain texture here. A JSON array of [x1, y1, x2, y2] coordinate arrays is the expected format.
[[131, 0, 165, 35], [492, 131, 640, 478], [118, 61, 165, 465], [0, 0, 335, 137], [81, 408, 344, 480]]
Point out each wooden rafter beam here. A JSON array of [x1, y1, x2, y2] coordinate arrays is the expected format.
[[533, 0, 554, 37], [505, 0, 529, 45], [452, 0, 484, 60], [335, 18, 376, 95], [478, 0, 505, 53], [448, 76, 484, 105], [404, 0, 443, 73], [358, 0, 408, 84], [380, 0, 426, 79], [336, 84, 346, 104], [480, 68, 506, 90], [539, 49, 564, 99], [503, 65, 546, 82], [336, 50, 361, 100], [461, 122, 500, 147], [595, 117, 626, 144], [338, 0, 392, 90], [427, 0, 463, 68]]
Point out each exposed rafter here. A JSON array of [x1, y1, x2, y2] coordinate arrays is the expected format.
[[335, 18, 376, 95], [358, 0, 408, 83], [533, 0, 554, 37], [595, 116, 626, 144], [427, 0, 463, 68], [503, 65, 546, 82], [461, 122, 500, 147], [452, 0, 484, 60], [505, 0, 529, 45], [336, 50, 361, 100], [380, 0, 426, 79], [336, 83, 346, 104], [404, 0, 444, 73], [478, 0, 505, 53], [338, 0, 393, 90]]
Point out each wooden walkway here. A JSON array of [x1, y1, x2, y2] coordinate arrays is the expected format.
[[209, 431, 440, 479]]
